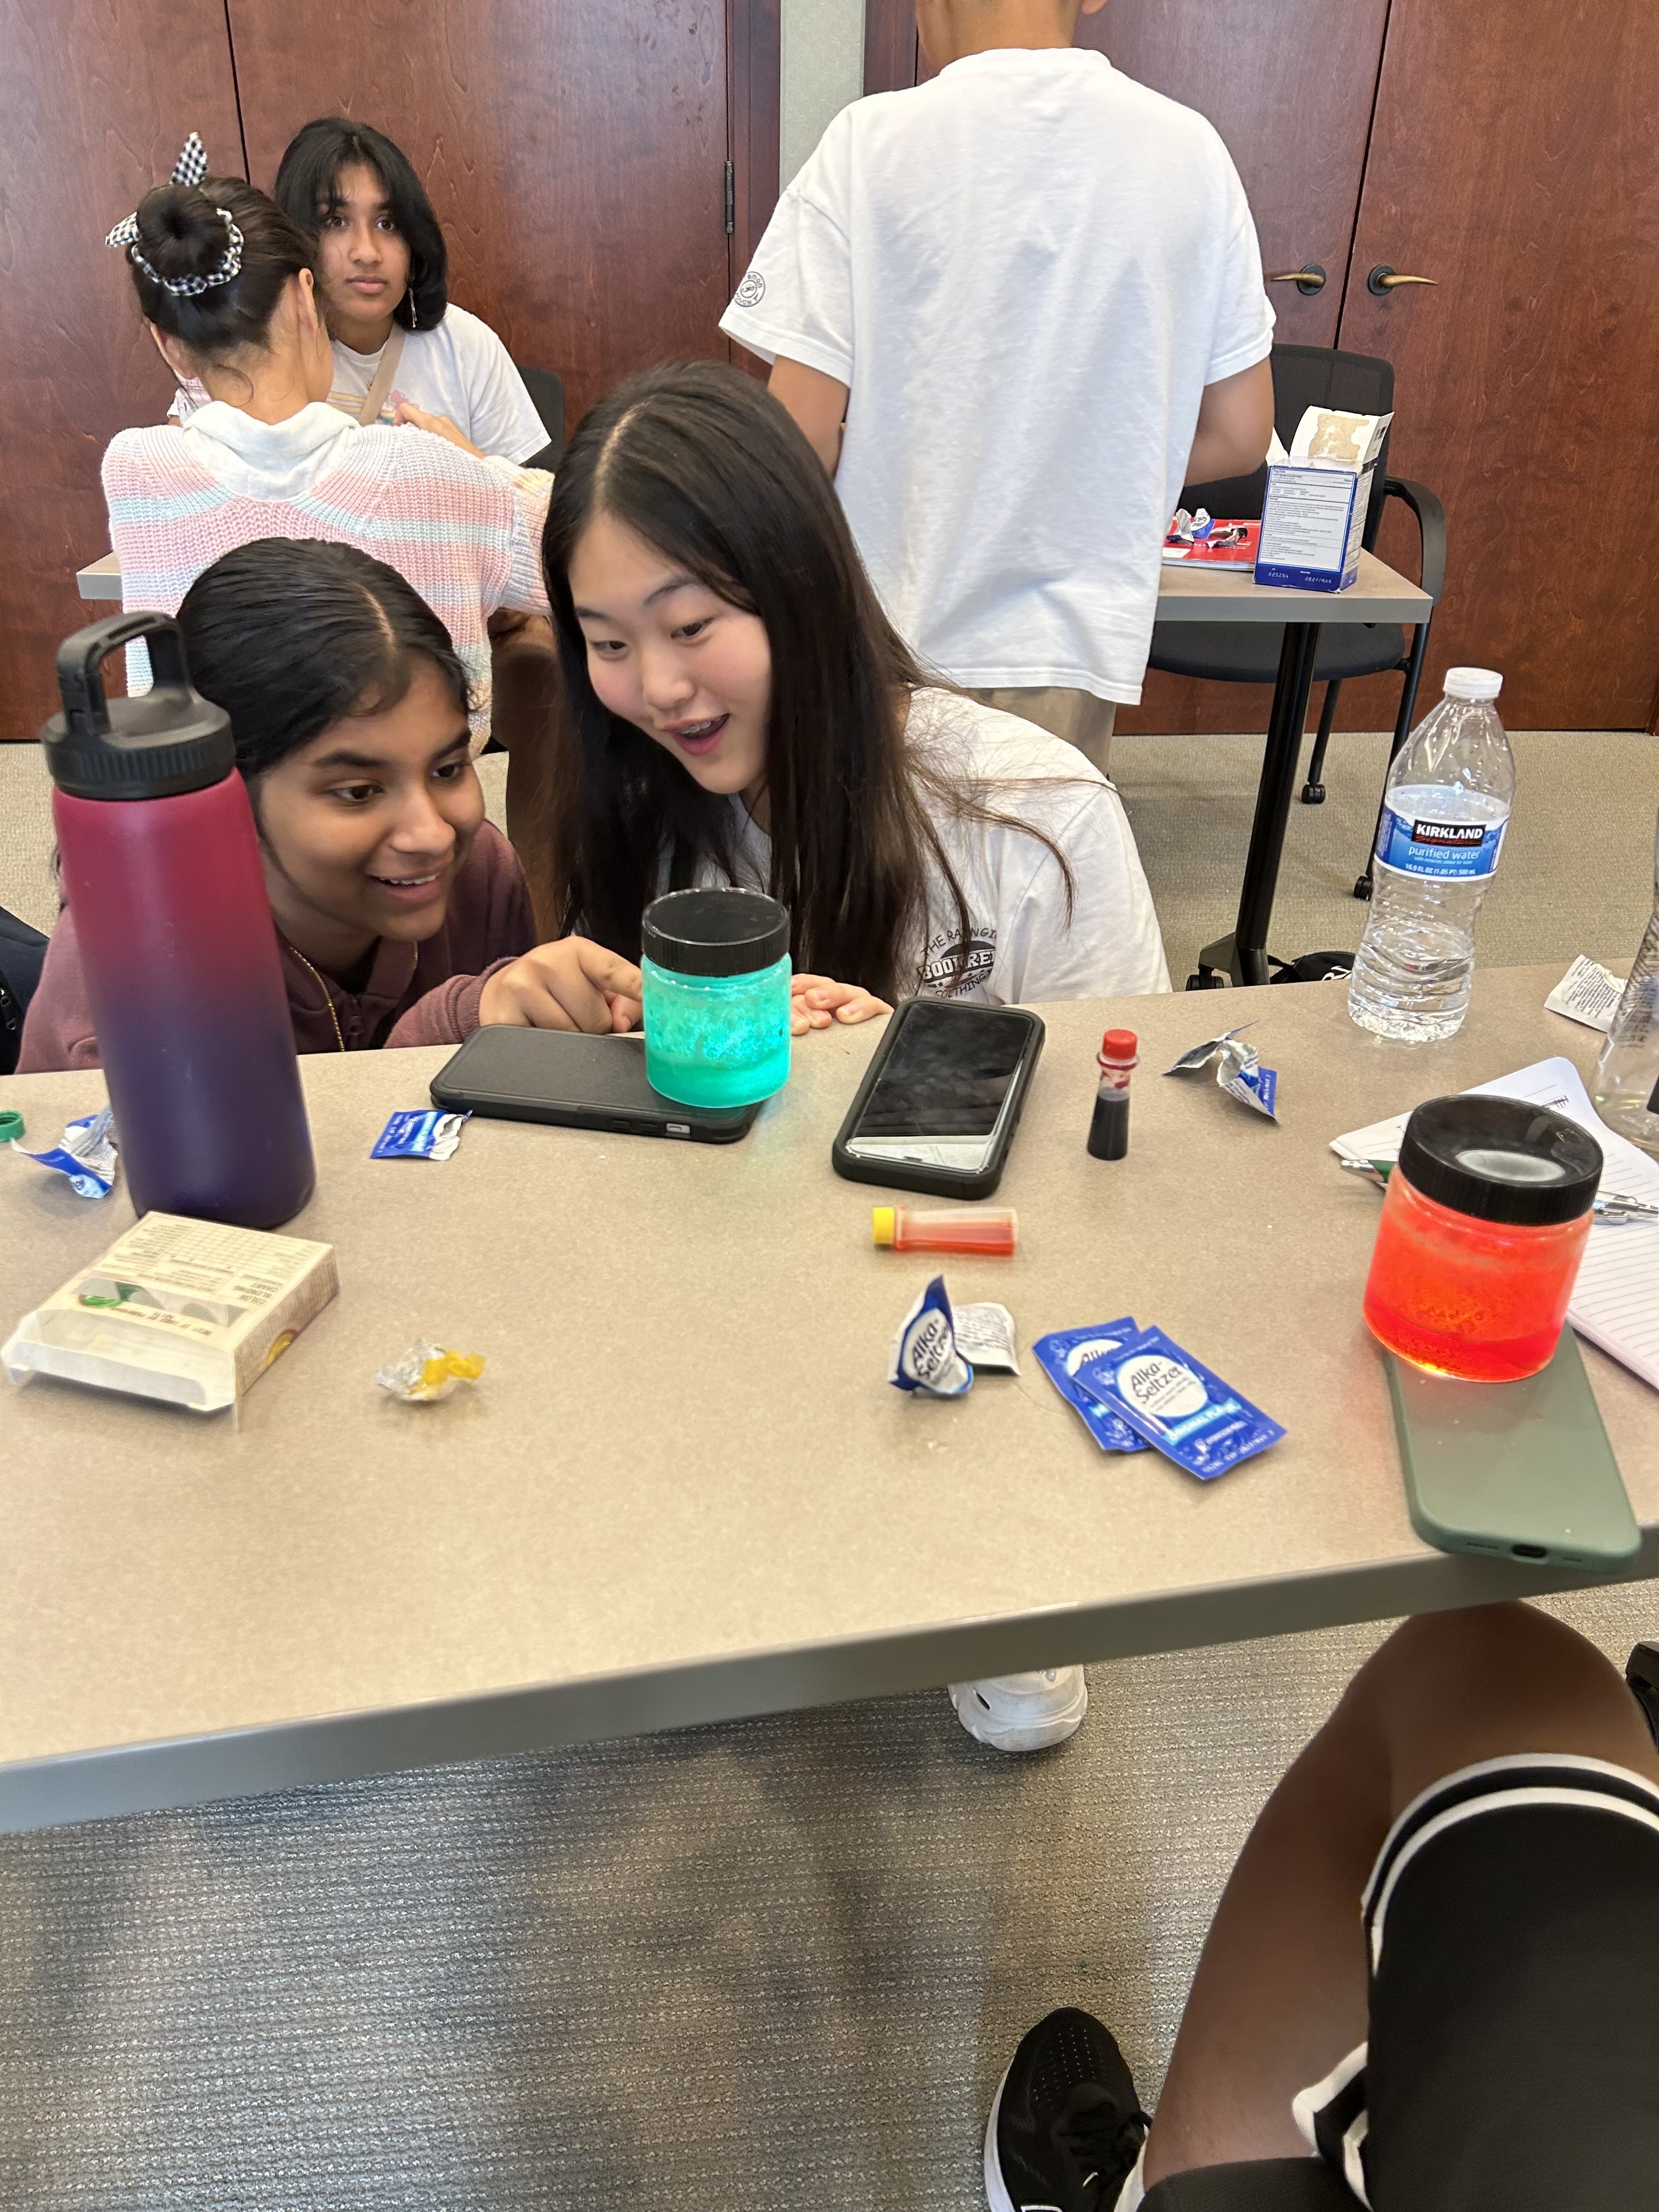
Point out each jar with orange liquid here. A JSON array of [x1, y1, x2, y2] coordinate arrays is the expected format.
[[1362, 1095, 1601, 1381]]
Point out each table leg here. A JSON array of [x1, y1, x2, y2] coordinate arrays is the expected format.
[[1194, 622, 1323, 988]]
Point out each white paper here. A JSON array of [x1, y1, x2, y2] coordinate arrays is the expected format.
[[1332, 1057, 1659, 1390], [1544, 955, 1626, 1034]]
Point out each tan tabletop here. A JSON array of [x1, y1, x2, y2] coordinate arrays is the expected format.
[[76, 546, 1431, 620], [1152, 545, 1430, 625], [1, 967, 1652, 1832]]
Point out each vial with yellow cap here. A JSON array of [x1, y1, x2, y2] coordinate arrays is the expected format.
[[871, 1205, 1017, 1256]]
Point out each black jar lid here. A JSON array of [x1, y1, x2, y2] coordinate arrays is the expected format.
[[1397, 1094, 1602, 1226], [641, 888, 791, 978]]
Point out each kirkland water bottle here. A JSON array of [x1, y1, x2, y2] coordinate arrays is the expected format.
[[1347, 669, 1514, 1043], [41, 612, 315, 1228], [1592, 810, 1659, 1154]]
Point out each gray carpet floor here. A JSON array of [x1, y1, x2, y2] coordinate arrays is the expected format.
[[2, 727, 1656, 2209]]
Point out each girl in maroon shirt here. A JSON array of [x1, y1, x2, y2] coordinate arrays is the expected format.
[[20, 539, 640, 1073]]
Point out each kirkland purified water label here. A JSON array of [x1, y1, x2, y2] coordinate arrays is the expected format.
[[1373, 788, 1509, 880]]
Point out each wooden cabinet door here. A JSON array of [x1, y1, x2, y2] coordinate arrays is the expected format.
[[1336, 0, 1659, 731], [228, 0, 735, 426], [0, 0, 244, 737]]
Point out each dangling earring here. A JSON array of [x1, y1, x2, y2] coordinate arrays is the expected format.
[[407, 284, 416, 334]]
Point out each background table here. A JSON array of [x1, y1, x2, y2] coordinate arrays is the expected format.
[[0, 967, 1651, 1834], [1153, 549, 1432, 986]]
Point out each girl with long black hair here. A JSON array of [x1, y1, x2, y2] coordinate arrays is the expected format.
[[527, 360, 1168, 1023], [530, 361, 1167, 1752]]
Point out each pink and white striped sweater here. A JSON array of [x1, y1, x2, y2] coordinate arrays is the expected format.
[[101, 405, 551, 741]]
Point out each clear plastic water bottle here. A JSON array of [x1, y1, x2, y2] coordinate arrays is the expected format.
[[1592, 810, 1659, 1154], [1347, 668, 1514, 1043]]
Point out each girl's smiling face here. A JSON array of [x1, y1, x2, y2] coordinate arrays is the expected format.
[[568, 509, 774, 821], [252, 657, 483, 974]]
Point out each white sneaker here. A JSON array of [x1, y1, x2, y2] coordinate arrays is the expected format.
[[949, 1667, 1088, 1753]]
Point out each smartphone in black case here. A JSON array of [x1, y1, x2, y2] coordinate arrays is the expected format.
[[830, 997, 1045, 1200], [430, 1026, 761, 1143]]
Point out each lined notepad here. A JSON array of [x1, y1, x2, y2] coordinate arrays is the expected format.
[[1333, 1058, 1659, 1392]]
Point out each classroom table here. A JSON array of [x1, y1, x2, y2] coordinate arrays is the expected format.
[[74, 547, 1434, 988], [0, 967, 1652, 1835], [1152, 549, 1432, 988]]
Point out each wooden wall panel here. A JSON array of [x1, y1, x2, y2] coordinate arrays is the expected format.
[[0, 2, 244, 737], [1336, 0, 1659, 731], [227, 0, 734, 430]]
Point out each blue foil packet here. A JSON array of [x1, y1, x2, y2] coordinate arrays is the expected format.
[[371, 1109, 471, 1161], [1074, 1326, 1284, 1480], [16, 1107, 118, 1198], [888, 1274, 973, 1398], [1227, 1061, 1278, 1119], [1033, 1321, 1149, 1454]]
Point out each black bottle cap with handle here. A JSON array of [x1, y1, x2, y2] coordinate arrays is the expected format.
[[42, 611, 234, 800]]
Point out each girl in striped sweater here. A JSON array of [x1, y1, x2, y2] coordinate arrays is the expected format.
[[101, 159, 548, 745]]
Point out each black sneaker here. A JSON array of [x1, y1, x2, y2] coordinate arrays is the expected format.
[[985, 2007, 1151, 2212]]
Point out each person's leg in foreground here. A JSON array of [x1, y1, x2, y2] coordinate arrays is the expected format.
[[986, 1601, 1659, 2210]]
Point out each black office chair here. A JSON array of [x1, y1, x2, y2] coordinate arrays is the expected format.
[[1146, 343, 1446, 900], [514, 364, 566, 471]]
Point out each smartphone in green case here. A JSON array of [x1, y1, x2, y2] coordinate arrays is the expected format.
[[1386, 1330, 1640, 1571]]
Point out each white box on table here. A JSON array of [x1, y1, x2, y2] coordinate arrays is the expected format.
[[1254, 407, 1393, 592]]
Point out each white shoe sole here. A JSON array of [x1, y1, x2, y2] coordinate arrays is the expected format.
[[951, 1674, 1089, 1754], [983, 2059, 1017, 2212]]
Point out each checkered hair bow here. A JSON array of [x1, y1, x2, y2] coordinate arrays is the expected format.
[[105, 132, 244, 295]]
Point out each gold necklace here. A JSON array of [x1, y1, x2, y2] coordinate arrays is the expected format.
[[280, 938, 347, 1053]]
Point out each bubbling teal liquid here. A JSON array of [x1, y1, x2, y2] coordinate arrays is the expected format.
[[641, 953, 793, 1108]]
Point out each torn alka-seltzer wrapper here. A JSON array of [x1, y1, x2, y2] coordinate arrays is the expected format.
[[1164, 1026, 1278, 1120], [15, 1105, 119, 1197], [1073, 1326, 1284, 1481], [889, 1274, 974, 1397], [1033, 1322, 1149, 1454], [371, 1109, 471, 1161]]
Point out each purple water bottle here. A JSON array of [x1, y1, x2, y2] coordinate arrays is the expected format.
[[41, 612, 315, 1228]]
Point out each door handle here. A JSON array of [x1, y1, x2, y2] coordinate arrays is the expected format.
[[1368, 265, 1437, 295], [1266, 264, 1325, 294]]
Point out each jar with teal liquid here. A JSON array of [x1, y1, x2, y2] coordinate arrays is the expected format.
[[640, 888, 792, 1109]]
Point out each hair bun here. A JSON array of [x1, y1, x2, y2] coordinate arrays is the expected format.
[[134, 183, 230, 284]]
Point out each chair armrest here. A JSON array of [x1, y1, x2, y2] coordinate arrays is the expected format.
[[1384, 477, 1447, 604]]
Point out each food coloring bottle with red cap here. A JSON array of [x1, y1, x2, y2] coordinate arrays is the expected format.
[[1088, 1030, 1138, 1160]]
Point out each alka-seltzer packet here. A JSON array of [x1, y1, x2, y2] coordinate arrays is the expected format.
[[1034, 1322, 1149, 1454], [1165, 1028, 1278, 1121], [1073, 1327, 1284, 1481], [15, 1106, 119, 1198], [890, 1276, 973, 1397], [371, 1109, 471, 1162]]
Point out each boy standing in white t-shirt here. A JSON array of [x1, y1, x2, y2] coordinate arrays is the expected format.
[[720, 0, 1276, 770]]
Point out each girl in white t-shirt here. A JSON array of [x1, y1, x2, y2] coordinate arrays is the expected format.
[[172, 118, 549, 464], [529, 360, 1169, 1022], [532, 362, 1167, 1759]]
